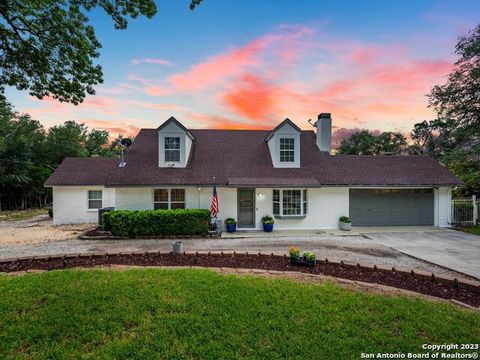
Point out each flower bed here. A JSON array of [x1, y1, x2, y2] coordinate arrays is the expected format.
[[0, 252, 479, 307]]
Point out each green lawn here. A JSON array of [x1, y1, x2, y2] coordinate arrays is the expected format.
[[0, 269, 478, 359], [0, 208, 48, 221], [459, 226, 480, 236]]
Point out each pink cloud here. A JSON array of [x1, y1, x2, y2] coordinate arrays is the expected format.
[[144, 86, 170, 96], [130, 101, 186, 111], [83, 119, 140, 137], [131, 58, 171, 66], [168, 25, 316, 93], [168, 37, 270, 91], [221, 74, 279, 120], [187, 113, 266, 130]]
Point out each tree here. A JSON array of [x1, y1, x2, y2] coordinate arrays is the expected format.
[[428, 24, 480, 131], [0, 98, 47, 209], [337, 130, 407, 155], [426, 23, 480, 196], [409, 119, 458, 158], [43, 121, 89, 166], [0, 99, 127, 210], [0, 1, 202, 104], [44, 120, 118, 166]]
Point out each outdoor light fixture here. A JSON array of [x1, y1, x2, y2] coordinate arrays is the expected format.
[[257, 193, 265, 200]]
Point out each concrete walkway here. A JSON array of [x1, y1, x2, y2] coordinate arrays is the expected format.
[[365, 229, 480, 279], [223, 226, 442, 238]]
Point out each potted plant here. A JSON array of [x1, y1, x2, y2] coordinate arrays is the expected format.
[[303, 251, 316, 263], [289, 245, 300, 260], [225, 217, 237, 233], [339, 216, 352, 231], [262, 215, 274, 232], [289, 246, 316, 267]]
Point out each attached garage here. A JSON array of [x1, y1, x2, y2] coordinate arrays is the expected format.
[[349, 189, 434, 226]]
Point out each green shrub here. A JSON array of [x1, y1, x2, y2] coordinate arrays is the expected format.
[[102, 209, 210, 237], [261, 215, 274, 224], [102, 211, 113, 231], [339, 216, 352, 223], [224, 217, 237, 225], [303, 251, 316, 262]]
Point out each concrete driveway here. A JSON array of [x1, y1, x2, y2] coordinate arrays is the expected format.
[[364, 228, 480, 279]]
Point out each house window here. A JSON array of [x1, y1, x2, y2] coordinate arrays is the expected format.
[[170, 189, 186, 209], [272, 189, 307, 216], [88, 190, 102, 209], [154, 189, 185, 210], [279, 138, 295, 162], [165, 137, 180, 162], [154, 189, 169, 209]]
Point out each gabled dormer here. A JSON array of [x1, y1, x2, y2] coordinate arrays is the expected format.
[[265, 118, 301, 168], [158, 117, 194, 168]]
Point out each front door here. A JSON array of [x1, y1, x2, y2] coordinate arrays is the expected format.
[[238, 189, 255, 228]]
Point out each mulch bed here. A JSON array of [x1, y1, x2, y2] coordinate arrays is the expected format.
[[0, 252, 479, 307]]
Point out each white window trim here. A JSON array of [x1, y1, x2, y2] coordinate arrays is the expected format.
[[153, 188, 186, 210], [273, 188, 307, 217], [164, 136, 181, 163], [279, 137, 295, 163], [87, 190, 103, 210]]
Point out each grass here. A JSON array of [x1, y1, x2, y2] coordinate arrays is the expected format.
[[458, 226, 480, 236], [0, 269, 479, 360], [0, 208, 48, 222]]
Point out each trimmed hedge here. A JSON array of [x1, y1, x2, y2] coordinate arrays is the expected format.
[[102, 209, 211, 237]]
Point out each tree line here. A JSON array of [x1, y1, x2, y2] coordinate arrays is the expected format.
[[0, 98, 128, 210]]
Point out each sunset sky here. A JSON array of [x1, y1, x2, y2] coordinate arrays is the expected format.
[[6, 0, 480, 144]]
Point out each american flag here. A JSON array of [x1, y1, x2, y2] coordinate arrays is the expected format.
[[210, 183, 219, 218]]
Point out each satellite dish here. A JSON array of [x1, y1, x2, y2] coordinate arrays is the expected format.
[[120, 138, 132, 147]]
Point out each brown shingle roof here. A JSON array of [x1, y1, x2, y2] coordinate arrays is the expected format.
[[45, 128, 462, 187]]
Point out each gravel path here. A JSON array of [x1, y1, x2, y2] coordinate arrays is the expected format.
[[0, 215, 90, 245]]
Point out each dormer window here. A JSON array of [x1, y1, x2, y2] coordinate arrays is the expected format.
[[265, 118, 301, 168], [158, 117, 195, 168], [280, 138, 295, 162], [165, 137, 180, 162]]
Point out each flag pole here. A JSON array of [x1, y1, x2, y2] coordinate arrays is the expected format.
[[210, 176, 219, 233]]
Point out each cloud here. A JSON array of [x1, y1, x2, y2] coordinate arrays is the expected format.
[[166, 25, 313, 92], [221, 74, 279, 120], [126, 74, 153, 86], [97, 83, 139, 95], [130, 101, 186, 111], [187, 113, 266, 130], [83, 119, 140, 137], [167, 37, 270, 91], [25, 95, 121, 116], [144, 86, 170, 96], [131, 58, 172, 66]]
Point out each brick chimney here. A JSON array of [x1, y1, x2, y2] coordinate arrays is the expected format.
[[315, 113, 332, 153]]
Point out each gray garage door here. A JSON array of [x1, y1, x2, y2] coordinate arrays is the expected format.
[[349, 189, 434, 226]]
